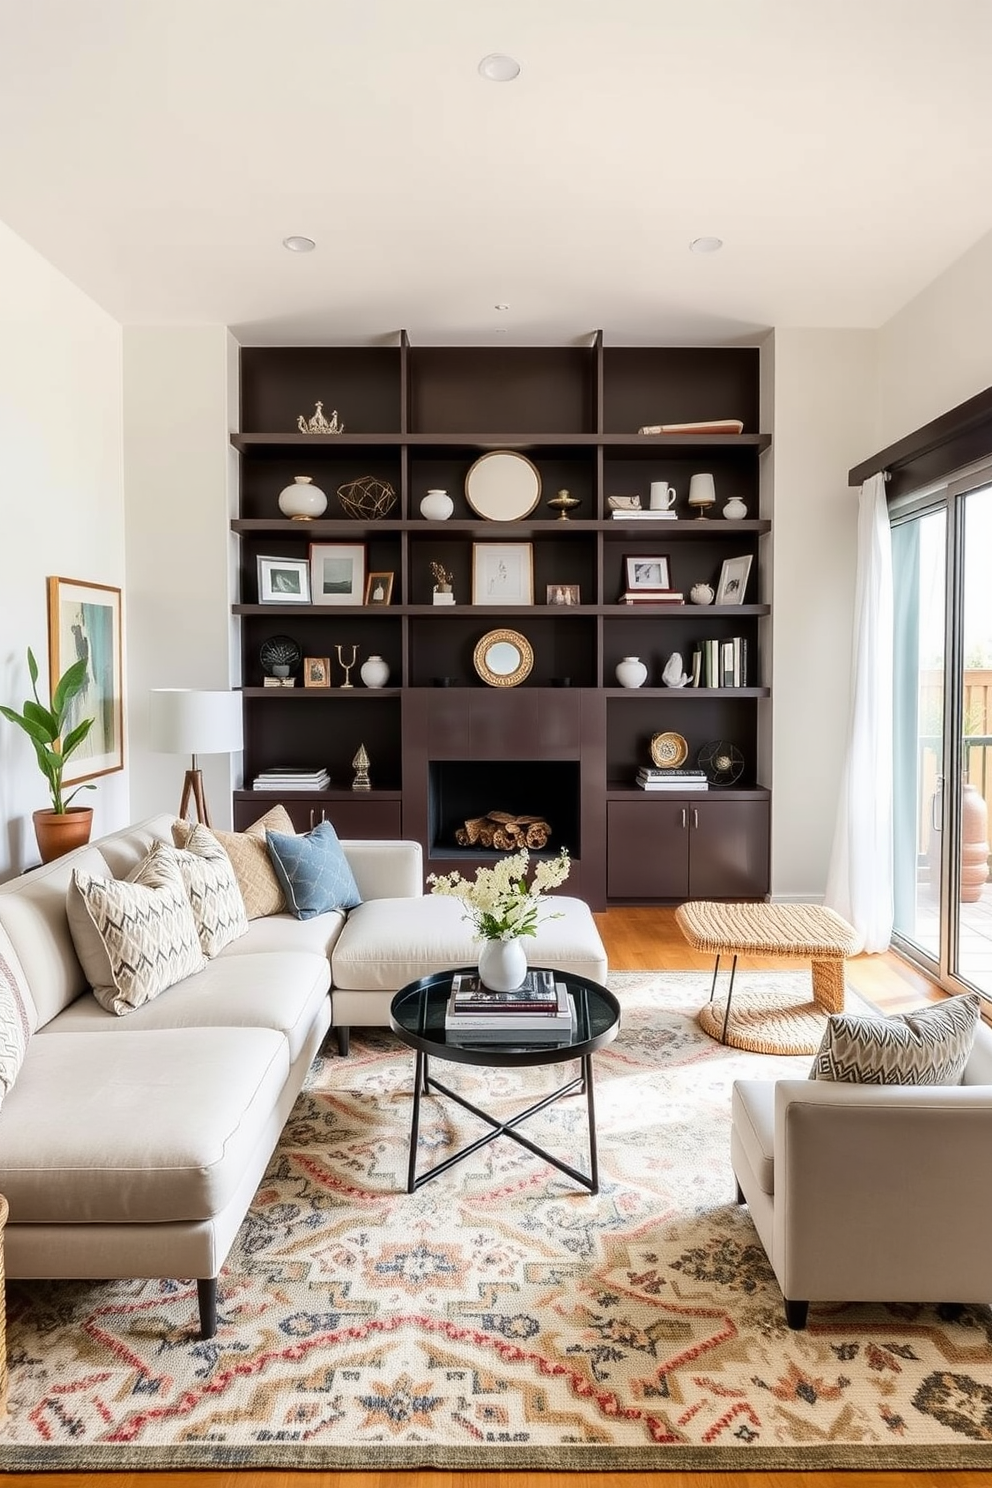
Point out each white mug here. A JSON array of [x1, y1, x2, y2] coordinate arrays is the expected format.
[[649, 481, 676, 511]]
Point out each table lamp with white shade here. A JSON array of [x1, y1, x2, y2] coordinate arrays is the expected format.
[[149, 689, 243, 826], [687, 472, 717, 519]]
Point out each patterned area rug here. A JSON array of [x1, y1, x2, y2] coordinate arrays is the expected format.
[[3, 969, 992, 1471]]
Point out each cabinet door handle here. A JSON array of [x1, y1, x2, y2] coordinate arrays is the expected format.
[[692, 808, 699, 829], [680, 807, 687, 830], [321, 809, 327, 823], [309, 808, 315, 830]]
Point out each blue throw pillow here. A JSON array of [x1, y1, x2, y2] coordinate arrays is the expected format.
[[265, 821, 363, 920]]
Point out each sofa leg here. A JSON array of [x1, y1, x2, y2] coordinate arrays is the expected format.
[[784, 1298, 809, 1330], [336, 1026, 350, 1057], [198, 1277, 218, 1338]]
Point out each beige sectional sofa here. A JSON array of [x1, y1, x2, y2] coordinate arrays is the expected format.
[[0, 812, 607, 1338]]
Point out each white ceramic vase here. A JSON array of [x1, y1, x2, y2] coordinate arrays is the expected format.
[[616, 656, 648, 688], [690, 583, 715, 605], [278, 475, 328, 520], [360, 654, 390, 688], [478, 936, 528, 992], [420, 489, 454, 520], [722, 497, 748, 520]]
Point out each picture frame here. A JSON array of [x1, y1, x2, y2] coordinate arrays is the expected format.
[[257, 555, 311, 604], [47, 576, 124, 784], [623, 554, 672, 592], [309, 542, 367, 607], [472, 542, 534, 606], [546, 582, 581, 607], [364, 570, 394, 606], [303, 656, 331, 688], [715, 554, 753, 606]]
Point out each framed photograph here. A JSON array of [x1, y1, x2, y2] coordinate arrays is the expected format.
[[257, 555, 311, 604], [303, 656, 331, 688], [715, 554, 753, 606], [624, 554, 672, 592], [472, 543, 534, 606], [364, 571, 394, 606], [309, 542, 366, 606], [546, 583, 581, 607], [47, 576, 124, 784]]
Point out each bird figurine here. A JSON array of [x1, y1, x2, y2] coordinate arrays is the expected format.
[[662, 652, 690, 688]]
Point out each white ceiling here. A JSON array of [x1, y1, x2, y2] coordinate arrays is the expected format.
[[1, 0, 991, 347]]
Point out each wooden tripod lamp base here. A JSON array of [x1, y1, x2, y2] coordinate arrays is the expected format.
[[178, 768, 211, 827]]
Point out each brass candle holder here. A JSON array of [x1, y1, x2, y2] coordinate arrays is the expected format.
[[547, 488, 580, 521]]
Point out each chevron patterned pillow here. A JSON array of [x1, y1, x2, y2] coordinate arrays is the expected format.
[[172, 805, 295, 919], [810, 992, 981, 1085], [153, 829, 249, 957], [67, 853, 205, 1016], [0, 922, 35, 1106]]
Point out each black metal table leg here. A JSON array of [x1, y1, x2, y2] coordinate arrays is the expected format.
[[708, 952, 722, 1003], [583, 1053, 599, 1193], [407, 1049, 425, 1193], [720, 953, 739, 1043]]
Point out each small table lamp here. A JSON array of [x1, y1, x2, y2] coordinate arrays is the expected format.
[[149, 689, 243, 826], [687, 472, 717, 519]]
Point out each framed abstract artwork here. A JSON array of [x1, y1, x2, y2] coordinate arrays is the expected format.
[[47, 575, 124, 784]]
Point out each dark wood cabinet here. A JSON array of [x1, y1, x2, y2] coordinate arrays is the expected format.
[[231, 335, 772, 906]]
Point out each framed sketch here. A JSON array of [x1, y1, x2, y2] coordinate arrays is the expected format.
[[364, 571, 394, 606], [257, 555, 311, 604], [715, 554, 753, 606], [623, 554, 672, 592], [546, 583, 581, 606], [472, 543, 534, 606], [47, 576, 124, 784], [303, 656, 331, 688], [309, 542, 366, 606]]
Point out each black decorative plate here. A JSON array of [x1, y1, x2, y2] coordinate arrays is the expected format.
[[260, 634, 302, 676]]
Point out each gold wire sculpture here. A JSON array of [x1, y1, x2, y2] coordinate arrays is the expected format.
[[336, 475, 397, 520]]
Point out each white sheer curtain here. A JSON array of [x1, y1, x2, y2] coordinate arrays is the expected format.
[[824, 472, 894, 951]]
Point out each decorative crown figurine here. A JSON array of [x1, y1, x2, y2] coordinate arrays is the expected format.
[[297, 400, 345, 435]]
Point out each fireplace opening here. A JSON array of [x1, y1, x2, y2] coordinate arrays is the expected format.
[[429, 761, 580, 858]]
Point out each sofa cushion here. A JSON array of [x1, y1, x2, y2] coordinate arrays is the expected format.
[[67, 851, 205, 1016], [331, 892, 608, 992], [731, 1080, 776, 1195], [155, 828, 249, 957], [810, 992, 982, 1086], [221, 908, 347, 962], [0, 845, 113, 1029], [92, 813, 176, 880], [0, 922, 35, 1108], [0, 1026, 288, 1223], [173, 805, 295, 919], [267, 820, 362, 920], [43, 948, 331, 1065]]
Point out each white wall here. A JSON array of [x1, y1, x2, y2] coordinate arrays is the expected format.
[[876, 228, 992, 446], [0, 220, 126, 879], [123, 326, 240, 826], [768, 328, 878, 899]]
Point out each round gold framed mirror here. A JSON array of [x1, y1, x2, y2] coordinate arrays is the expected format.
[[465, 450, 542, 521], [473, 628, 534, 688]]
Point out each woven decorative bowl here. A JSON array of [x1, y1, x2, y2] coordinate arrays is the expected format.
[[650, 730, 689, 768], [336, 475, 397, 520]]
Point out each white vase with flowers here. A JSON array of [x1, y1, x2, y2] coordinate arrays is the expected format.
[[427, 848, 571, 991]]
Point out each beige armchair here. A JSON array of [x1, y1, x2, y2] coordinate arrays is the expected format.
[[731, 1015, 992, 1329]]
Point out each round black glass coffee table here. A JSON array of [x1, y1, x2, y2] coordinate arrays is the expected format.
[[389, 967, 620, 1194]]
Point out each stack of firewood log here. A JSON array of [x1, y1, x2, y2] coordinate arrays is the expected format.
[[454, 810, 551, 851]]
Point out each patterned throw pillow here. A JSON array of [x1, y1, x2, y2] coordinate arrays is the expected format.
[[151, 830, 248, 957], [810, 993, 981, 1085], [265, 820, 363, 921], [172, 805, 294, 919], [67, 852, 205, 1016], [0, 923, 35, 1107]]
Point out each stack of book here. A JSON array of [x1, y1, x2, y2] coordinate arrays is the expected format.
[[610, 509, 677, 521], [444, 969, 574, 1043], [252, 765, 331, 791], [691, 637, 748, 688], [618, 590, 684, 605], [636, 767, 708, 791]]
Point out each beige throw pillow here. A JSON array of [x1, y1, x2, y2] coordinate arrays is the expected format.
[[173, 805, 295, 918], [147, 829, 248, 957], [67, 851, 205, 1016]]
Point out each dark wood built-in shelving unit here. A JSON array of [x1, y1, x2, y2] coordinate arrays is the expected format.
[[231, 335, 771, 907]]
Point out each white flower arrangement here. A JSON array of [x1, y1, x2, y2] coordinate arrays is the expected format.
[[427, 848, 570, 942]]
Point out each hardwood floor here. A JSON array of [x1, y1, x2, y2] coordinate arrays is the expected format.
[[5, 907, 967, 1488]]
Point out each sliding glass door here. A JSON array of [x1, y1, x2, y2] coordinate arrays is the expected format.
[[892, 471, 992, 1000]]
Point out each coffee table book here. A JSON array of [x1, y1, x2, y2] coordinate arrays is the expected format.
[[445, 979, 574, 1040]]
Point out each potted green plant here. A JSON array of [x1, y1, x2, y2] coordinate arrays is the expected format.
[[0, 647, 97, 862]]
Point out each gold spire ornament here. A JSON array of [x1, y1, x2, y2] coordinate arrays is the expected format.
[[297, 400, 345, 434], [351, 743, 371, 792]]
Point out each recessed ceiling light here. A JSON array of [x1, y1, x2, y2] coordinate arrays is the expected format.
[[478, 53, 520, 82], [282, 235, 316, 253], [690, 237, 723, 254]]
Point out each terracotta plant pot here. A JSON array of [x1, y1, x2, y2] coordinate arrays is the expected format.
[[32, 806, 94, 864]]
